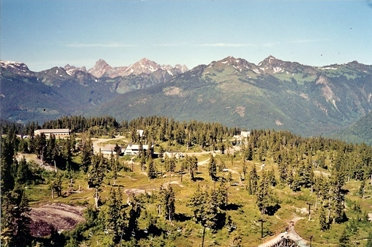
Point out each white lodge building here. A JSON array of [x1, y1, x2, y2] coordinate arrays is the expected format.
[[124, 144, 151, 155], [34, 129, 70, 138]]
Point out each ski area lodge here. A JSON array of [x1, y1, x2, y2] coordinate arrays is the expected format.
[[34, 129, 70, 138]]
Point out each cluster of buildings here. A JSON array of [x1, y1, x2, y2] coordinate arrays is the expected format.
[[31, 128, 250, 157], [97, 144, 152, 156], [233, 130, 250, 145], [32, 128, 153, 156]]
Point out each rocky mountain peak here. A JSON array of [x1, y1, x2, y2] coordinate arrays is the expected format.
[[64, 64, 87, 76], [258, 56, 313, 74], [88, 59, 112, 78], [174, 64, 188, 73], [85, 58, 188, 78], [345, 60, 372, 72], [208, 56, 259, 73], [0, 60, 34, 77], [95, 59, 110, 67], [124, 58, 161, 75], [1, 61, 29, 71], [258, 55, 281, 67]]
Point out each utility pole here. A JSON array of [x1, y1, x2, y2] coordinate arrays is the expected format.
[[310, 235, 313, 247], [258, 218, 266, 238]]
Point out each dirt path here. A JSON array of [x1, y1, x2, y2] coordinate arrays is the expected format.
[[258, 216, 309, 247], [198, 158, 210, 166], [314, 170, 331, 177], [29, 203, 85, 237]]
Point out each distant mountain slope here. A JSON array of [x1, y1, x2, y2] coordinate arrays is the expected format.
[[0, 58, 188, 123], [93, 56, 372, 136], [0, 61, 116, 123], [88, 58, 188, 79], [1, 57, 371, 137], [331, 111, 372, 145]]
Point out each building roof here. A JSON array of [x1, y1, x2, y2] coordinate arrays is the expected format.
[[35, 129, 70, 133], [126, 144, 150, 149]]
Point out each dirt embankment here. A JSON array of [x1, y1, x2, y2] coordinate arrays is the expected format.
[[16, 153, 56, 172], [29, 203, 85, 237]]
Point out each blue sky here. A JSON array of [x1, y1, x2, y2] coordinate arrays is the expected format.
[[1, 0, 372, 71]]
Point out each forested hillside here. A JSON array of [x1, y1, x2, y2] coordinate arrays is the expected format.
[[332, 111, 372, 145], [1, 56, 372, 137], [1, 116, 371, 246]]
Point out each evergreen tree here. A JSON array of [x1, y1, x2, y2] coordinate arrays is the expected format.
[[256, 173, 269, 214], [366, 232, 372, 247], [242, 161, 247, 180], [278, 162, 287, 183], [35, 133, 46, 159], [248, 165, 259, 195], [16, 157, 31, 185], [81, 137, 93, 173], [291, 172, 302, 192], [1, 137, 16, 192], [330, 169, 346, 223], [358, 180, 365, 198], [319, 204, 330, 231], [114, 144, 121, 156], [159, 186, 175, 221], [106, 188, 126, 243], [245, 145, 253, 161], [127, 195, 142, 238], [63, 138, 73, 168], [204, 193, 220, 231], [286, 166, 294, 188], [215, 181, 228, 209], [113, 156, 119, 181], [256, 172, 278, 215], [87, 155, 105, 188], [208, 155, 217, 181], [267, 169, 277, 187], [50, 173, 63, 197], [338, 228, 351, 247], [187, 156, 198, 181], [188, 185, 208, 223], [140, 153, 146, 171], [147, 158, 156, 179], [44, 134, 58, 165], [1, 184, 32, 246], [165, 156, 176, 173], [188, 187, 220, 231]]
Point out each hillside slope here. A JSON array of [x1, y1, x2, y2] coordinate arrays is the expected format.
[[1, 57, 372, 137], [94, 57, 372, 136], [331, 111, 372, 145]]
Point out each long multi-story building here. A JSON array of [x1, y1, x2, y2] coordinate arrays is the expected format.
[[34, 129, 70, 138]]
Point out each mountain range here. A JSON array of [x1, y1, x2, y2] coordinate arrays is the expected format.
[[1, 56, 371, 140]]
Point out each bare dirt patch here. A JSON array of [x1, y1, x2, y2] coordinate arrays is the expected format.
[[16, 153, 56, 172], [275, 120, 283, 126], [163, 86, 183, 96], [235, 106, 245, 117], [163, 180, 184, 188], [29, 203, 85, 237]]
